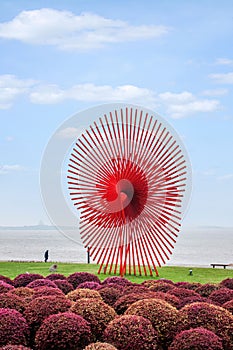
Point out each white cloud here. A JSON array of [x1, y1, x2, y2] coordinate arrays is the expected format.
[[218, 173, 233, 181], [0, 74, 36, 109], [0, 9, 170, 51], [158, 91, 220, 118], [56, 127, 83, 139], [202, 88, 228, 96], [209, 72, 233, 84], [0, 164, 24, 175], [215, 58, 233, 65]]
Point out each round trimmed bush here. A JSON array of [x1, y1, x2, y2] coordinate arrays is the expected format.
[[123, 284, 150, 294], [175, 281, 201, 290], [102, 276, 132, 287], [114, 292, 162, 314], [223, 299, 233, 314], [71, 298, 116, 340], [104, 314, 159, 350], [84, 342, 117, 350], [67, 288, 102, 302], [45, 273, 66, 281], [14, 274, 43, 288], [178, 302, 233, 349], [32, 286, 64, 299], [208, 288, 233, 306], [98, 286, 122, 307], [78, 281, 101, 290], [125, 298, 179, 347], [0, 293, 25, 313], [220, 278, 233, 290], [67, 272, 101, 289], [26, 279, 57, 289], [0, 275, 14, 286], [24, 295, 71, 331], [168, 287, 200, 299], [8, 287, 34, 302], [0, 281, 14, 294], [178, 295, 206, 309], [0, 308, 29, 346], [53, 279, 74, 294], [142, 279, 174, 288], [35, 312, 92, 350], [168, 327, 224, 350], [195, 283, 219, 297], [0, 346, 32, 349], [149, 282, 175, 293]]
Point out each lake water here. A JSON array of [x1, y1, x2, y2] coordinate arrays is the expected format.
[[0, 227, 233, 268]]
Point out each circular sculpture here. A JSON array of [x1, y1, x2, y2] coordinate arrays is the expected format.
[[67, 104, 191, 276]]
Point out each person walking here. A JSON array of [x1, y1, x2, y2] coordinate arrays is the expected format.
[[44, 250, 49, 262]]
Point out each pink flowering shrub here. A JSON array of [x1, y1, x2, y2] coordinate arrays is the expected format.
[[0, 308, 29, 346], [0, 293, 25, 313], [102, 276, 132, 287], [178, 302, 233, 349], [142, 279, 175, 288], [84, 342, 117, 350], [168, 327, 224, 350], [32, 286, 64, 299], [14, 274, 43, 288], [149, 282, 175, 293], [175, 281, 201, 290], [53, 279, 73, 294], [24, 295, 71, 332], [122, 284, 150, 294], [78, 281, 101, 290], [66, 288, 102, 302], [71, 298, 116, 340], [0, 275, 14, 286], [208, 287, 233, 306], [45, 273, 66, 281], [195, 283, 219, 297], [8, 287, 34, 302], [104, 314, 159, 350], [0, 281, 14, 294], [222, 299, 233, 314], [114, 292, 162, 314], [125, 298, 180, 347], [178, 295, 206, 309], [220, 278, 233, 290], [67, 272, 100, 289], [98, 286, 122, 307], [35, 312, 92, 350], [0, 346, 32, 349], [168, 287, 200, 299], [26, 279, 57, 289]]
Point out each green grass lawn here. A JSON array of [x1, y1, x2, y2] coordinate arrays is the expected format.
[[0, 261, 232, 284]]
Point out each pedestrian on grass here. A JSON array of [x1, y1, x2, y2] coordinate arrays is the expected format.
[[44, 250, 49, 262]]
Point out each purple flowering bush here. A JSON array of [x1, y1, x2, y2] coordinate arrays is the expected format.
[[84, 342, 118, 350], [220, 278, 233, 290], [98, 286, 122, 307], [13, 274, 43, 288], [78, 281, 101, 290], [71, 298, 116, 340], [114, 292, 162, 314], [67, 272, 101, 289], [178, 302, 233, 349], [168, 327, 224, 350], [66, 288, 102, 302], [0, 346, 32, 350], [177, 295, 206, 309], [53, 279, 74, 294], [195, 283, 219, 297], [102, 276, 132, 287], [208, 287, 233, 306], [168, 287, 200, 300], [222, 299, 233, 314], [26, 279, 57, 289], [8, 287, 34, 302], [34, 312, 92, 350], [0, 293, 25, 313], [0, 281, 14, 294], [0, 308, 29, 346], [45, 273, 66, 281], [125, 298, 180, 347], [104, 314, 160, 350], [0, 275, 14, 286], [32, 286, 64, 299]]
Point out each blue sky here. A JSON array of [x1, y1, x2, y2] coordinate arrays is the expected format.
[[0, 0, 233, 227]]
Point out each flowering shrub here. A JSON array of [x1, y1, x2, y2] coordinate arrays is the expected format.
[[13, 274, 43, 288], [0, 293, 25, 313], [149, 282, 175, 293], [104, 314, 159, 350], [168, 327, 224, 350], [98, 286, 122, 307], [35, 312, 92, 350], [178, 302, 233, 349], [45, 273, 66, 281], [67, 272, 100, 289], [220, 278, 233, 290], [178, 295, 206, 309], [32, 286, 64, 299], [24, 295, 71, 332], [0, 275, 14, 286], [168, 287, 200, 299], [125, 298, 179, 347], [26, 279, 57, 289], [53, 279, 73, 294], [208, 288, 233, 306], [66, 288, 102, 302], [114, 292, 162, 314], [0, 281, 14, 294], [8, 287, 34, 302], [122, 284, 150, 294], [0, 346, 32, 349], [195, 283, 219, 297], [222, 299, 233, 314], [71, 298, 116, 340], [142, 279, 175, 288], [102, 276, 132, 287], [84, 342, 117, 350], [175, 281, 201, 290], [0, 308, 29, 346], [78, 281, 101, 290]]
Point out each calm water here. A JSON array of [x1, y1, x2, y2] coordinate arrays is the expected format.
[[0, 227, 233, 268]]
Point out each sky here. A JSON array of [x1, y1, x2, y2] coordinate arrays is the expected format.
[[0, 0, 233, 228]]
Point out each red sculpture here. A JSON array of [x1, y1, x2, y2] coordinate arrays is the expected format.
[[68, 106, 190, 276]]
